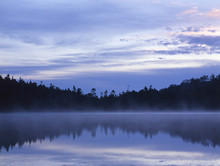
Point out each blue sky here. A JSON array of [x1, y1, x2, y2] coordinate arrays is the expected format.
[[1, 0, 220, 93]]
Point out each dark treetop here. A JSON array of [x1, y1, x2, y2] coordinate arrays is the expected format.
[[0, 74, 220, 111]]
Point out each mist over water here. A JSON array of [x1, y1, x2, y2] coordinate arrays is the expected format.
[[1, 112, 220, 166]]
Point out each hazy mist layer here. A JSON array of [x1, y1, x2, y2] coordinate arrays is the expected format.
[[1, 112, 220, 151]]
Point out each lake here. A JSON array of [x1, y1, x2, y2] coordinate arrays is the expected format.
[[1, 112, 220, 166]]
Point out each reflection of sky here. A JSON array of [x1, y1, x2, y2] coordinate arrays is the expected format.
[[1, 127, 220, 166], [1, 0, 220, 92]]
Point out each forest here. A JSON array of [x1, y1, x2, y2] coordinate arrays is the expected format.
[[0, 74, 220, 112]]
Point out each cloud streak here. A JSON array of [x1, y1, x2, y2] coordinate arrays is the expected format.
[[0, 0, 220, 90]]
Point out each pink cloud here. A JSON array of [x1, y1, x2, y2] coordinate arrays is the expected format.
[[179, 7, 220, 19], [206, 8, 220, 18], [180, 7, 198, 15]]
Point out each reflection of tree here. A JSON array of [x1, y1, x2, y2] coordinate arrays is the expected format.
[[1, 113, 220, 151]]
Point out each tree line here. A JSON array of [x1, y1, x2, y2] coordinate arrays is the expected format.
[[1, 74, 220, 112]]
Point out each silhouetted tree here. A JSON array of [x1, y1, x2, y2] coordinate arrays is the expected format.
[[1, 74, 220, 111]]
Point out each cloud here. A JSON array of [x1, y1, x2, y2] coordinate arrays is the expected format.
[[178, 7, 220, 21], [158, 25, 220, 55], [177, 35, 220, 50], [0, 0, 177, 36], [181, 26, 201, 33], [1, 25, 220, 81], [180, 7, 198, 15], [206, 8, 220, 18], [1, 0, 220, 92], [158, 34, 220, 55], [152, 0, 160, 4]]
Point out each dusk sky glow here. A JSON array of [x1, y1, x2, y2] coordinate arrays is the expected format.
[[1, 0, 220, 93]]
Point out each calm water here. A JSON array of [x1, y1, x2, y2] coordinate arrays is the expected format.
[[1, 112, 220, 166]]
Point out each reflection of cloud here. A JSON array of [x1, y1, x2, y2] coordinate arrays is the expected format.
[[36, 143, 205, 158], [6, 139, 217, 166], [0, 154, 58, 166], [1, 150, 218, 166]]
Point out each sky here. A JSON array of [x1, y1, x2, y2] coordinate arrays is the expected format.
[[1, 0, 220, 94]]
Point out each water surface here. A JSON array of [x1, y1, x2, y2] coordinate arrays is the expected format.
[[1, 112, 220, 166]]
